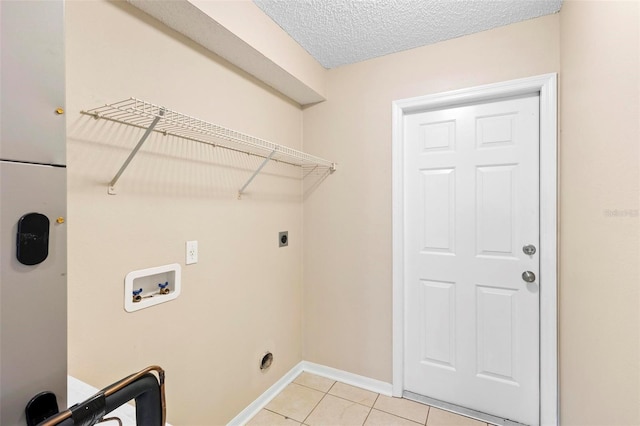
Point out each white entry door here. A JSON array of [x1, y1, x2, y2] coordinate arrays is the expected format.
[[403, 95, 540, 425]]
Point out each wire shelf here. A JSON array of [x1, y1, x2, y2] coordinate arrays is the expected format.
[[81, 98, 337, 196]]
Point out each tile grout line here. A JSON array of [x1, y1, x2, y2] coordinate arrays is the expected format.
[[264, 380, 332, 425], [373, 397, 431, 425], [325, 393, 378, 408], [310, 379, 379, 409], [299, 379, 380, 425], [424, 403, 430, 426], [293, 379, 336, 394], [361, 393, 381, 426], [300, 383, 331, 425], [325, 380, 380, 409], [262, 407, 298, 423], [277, 375, 443, 426], [300, 377, 431, 425]]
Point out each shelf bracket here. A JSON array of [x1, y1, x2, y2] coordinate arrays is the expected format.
[[303, 165, 319, 179], [237, 149, 277, 199], [108, 109, 165, 195]]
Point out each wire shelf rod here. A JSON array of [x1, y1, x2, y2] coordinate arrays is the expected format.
[[107, 108, 165, 195], [82, 97, 337, 195], [238, 149, 278, 199], [81, 112, 309, 168], [84, 99, 336, 168]]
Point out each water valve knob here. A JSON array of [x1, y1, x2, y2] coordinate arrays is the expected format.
[[158, 282, 170, 295], [132, 288, 143, 303]]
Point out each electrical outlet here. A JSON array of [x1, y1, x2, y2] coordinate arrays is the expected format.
[[186, 240, 198, 265], [279, 231, 288, 247]]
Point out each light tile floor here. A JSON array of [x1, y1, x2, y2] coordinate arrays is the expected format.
[[246, 372, 491, 426]]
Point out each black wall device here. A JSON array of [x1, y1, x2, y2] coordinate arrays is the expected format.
[[25, 391, 59, 426], [17, 213, 50, 265]]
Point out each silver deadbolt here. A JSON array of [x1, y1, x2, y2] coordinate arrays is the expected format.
[[522, 244, 537, 255], [522, 271, 536, 283]]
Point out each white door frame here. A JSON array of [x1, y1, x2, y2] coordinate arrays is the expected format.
[[392, 74, 558, 425]]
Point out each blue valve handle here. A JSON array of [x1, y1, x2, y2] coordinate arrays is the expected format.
[[133, 288, 143, 296], [158, 282, 169, 289]]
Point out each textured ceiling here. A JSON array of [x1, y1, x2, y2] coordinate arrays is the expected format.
[[253, 0, 562, 69]]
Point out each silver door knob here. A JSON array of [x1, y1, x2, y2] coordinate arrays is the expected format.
[[522, 244, 536, 255], [522, 271, 536, 283]]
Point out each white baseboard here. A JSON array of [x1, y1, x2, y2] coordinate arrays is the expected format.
[[227, 362, 304, 426], [227, 361, 393, 425], [300, 361, 393, 397]]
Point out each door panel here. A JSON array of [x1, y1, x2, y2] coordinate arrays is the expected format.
[[476, 165, 516, 257], [476, 285, 518, 382], [420, 169, 455, 254], [404, 95, 539, 425], [420, 280, 456, 369], [476, 113, 516, 148], [421, 120, 456, 152]]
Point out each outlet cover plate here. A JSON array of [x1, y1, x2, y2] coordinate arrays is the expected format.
[[279, 231, 288, 247], [186, 240, 198, 264]]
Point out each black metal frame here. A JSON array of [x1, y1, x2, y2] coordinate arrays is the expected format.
[[31, 367, 165, 426]]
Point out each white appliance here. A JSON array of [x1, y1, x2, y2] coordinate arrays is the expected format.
[[0, 1, 67, 424]]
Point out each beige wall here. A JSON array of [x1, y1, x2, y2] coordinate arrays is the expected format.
[[302, 13, 560, 382], [303, 2, 640, 424], [66, 2, 304, 424], [65, 1, 640, 425], [559, 1, 639, 424]]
